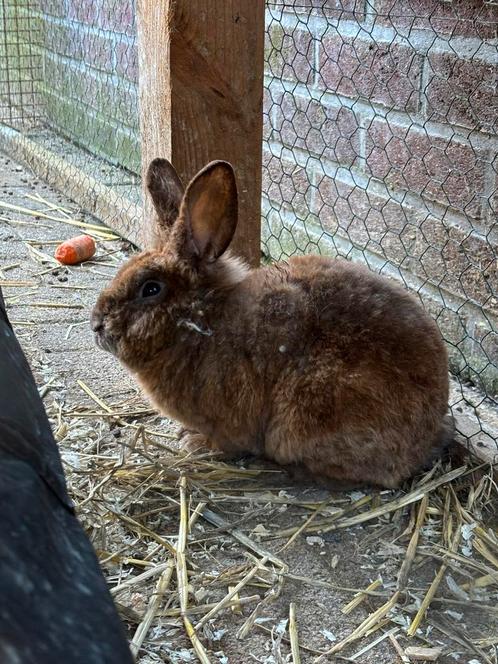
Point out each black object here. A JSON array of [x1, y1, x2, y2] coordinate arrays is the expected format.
[[0, 288, 133, 664]]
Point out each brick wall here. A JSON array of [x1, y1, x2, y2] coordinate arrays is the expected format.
[[32, 0, 139, 172], [5, 0, 498, 395], [263, 0, 498, 396]]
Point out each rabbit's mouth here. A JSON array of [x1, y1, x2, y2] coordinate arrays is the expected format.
[[94, 330, 117, 355], [93, 326, 118, 355], [91, 308, 118, 355]]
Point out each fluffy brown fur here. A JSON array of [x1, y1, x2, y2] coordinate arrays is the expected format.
[[92, 159, 452, 488]]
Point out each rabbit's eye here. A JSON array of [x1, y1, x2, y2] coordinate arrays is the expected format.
[[140, 280, 164, 299]]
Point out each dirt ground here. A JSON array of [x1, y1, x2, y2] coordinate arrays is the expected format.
[[1, 151, 497, 664]]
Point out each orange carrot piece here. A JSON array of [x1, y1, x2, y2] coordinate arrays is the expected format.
[[55, 235, 96, 265]]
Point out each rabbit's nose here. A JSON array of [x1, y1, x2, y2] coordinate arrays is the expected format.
[[90, 310, 104, 333]]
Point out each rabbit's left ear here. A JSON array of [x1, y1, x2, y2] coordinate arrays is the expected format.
[[146, 158, 184, 233], [179, 161, 238, 262]]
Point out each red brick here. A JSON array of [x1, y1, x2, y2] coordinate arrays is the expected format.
[[440, 232, 497, 313], [44, 22, 82, 60], [98, 76, 138, 129], [318, 35, 422, 112], [269, 0, 365, 21], [266, 23, 315, 85], [67, 0, 135, 32], [38, 0, 66, 18], [268, 150, 497, 311], [374, 0, 498, 40], [263, 82, 284, 143], [81, 31, 115, 73], [99, 0, 136, 35], [402, 215, 497, 313], [365, 119, 489, 218], [263, 84, 275, 117], [67, 0, 99, 24], [313, 173, 340, 233], [44, 22, 115, 73], [42, 53, 137, 129], [115, 40, 138, 82], [320, 0, 365, 21], [43, 54, 91, 104], [314, 173, 496, 306], [262, 149, 315, 219], [315, 175, 416, 263], [271, 94, 361, 166], [426, 51, 497, 134]]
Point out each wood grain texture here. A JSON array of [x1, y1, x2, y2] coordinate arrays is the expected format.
[[137, 0, 264, 263]]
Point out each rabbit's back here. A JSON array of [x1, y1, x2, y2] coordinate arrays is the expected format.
[[260, 255, 450, 487]]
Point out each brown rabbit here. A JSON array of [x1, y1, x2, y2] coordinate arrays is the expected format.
[[91, 158, 453, 488]]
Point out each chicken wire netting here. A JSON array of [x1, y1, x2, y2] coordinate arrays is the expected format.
[[0, 0, 40, 127], [262, 0, 498, 456], [0, 0, 497, 457], [0, 0, 140, 233]]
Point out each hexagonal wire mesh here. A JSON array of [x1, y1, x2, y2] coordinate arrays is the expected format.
[[263, 1, 498, 456], [0, 0, 141, 235], [0, 0, 496, 456]]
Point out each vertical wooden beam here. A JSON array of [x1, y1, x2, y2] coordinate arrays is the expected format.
[[137, 0, 265, 265]]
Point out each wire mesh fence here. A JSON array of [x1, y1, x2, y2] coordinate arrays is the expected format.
[[0, 0, 497, 456], [0, 0, 41, 127], [263, 0, 498, 455], [0, 0, 141, 235]]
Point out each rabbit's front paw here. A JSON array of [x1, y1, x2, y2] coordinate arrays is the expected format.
[[178, 428, 213, 453]]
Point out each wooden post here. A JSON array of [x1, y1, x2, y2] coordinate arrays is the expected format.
[[137, 0, 265, 265]]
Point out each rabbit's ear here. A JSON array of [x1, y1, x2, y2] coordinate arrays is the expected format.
[[146, 158, 184, 230], [179, 161, 238, 262]]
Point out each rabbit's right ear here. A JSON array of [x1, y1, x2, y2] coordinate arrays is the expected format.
[[146, 158, 184, 231], [178, 161, 238, 263]]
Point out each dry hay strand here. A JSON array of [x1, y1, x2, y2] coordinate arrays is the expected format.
[[50, 377, 498, 663], [0, 197, 119, 240], [289, 602, 301, 664], [8, 182, 495, 661]]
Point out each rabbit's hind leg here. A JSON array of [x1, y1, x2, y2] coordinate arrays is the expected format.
[[265, 426, 405, 489]]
